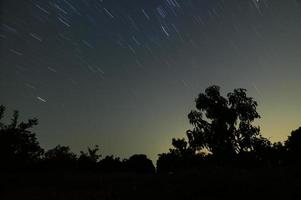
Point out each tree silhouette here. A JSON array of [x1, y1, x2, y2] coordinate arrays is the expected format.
[[78, 145, 101, 170], [285, 127, 301, 164], [79, 145, 101, 162], [44, 145, 77, 169], [268, 142, 286, 166], [157, 138, 204, 173], [170, 138, 189, 155], [185, 85, 263, 160], [98, 155, 123, 172], [125, 154, 155, 174], [0, 105, 44, 169]]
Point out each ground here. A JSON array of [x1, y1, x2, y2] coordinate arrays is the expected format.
[[2, 167, 301, 200]]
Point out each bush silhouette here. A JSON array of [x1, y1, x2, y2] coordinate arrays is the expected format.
[[98, 155, 124, 172], [157, 138, 204, 173], [44, 145, 77, 169], [124, 154, 155, 174], [0, 105, 44, 169]]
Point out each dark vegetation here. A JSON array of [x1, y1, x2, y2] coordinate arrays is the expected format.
[[1, 85, 301, 199]]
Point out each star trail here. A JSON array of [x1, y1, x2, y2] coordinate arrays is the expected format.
[[1, 0, 301, 161]]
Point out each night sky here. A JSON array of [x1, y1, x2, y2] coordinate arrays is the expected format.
[[1, 0, 301, 161]]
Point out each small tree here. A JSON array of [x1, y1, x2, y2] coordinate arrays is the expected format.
[[78, 145, 101, 169]]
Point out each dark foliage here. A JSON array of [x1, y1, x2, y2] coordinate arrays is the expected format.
[[157, 138, 205, 173], [286, 127, 301, 164], [124, 154, 155, 174], [186, 85, 262, 158], [98, 155, 124, 172], [0, 105, 44, 170], [78, 145, 101, 170], [43, 145, 77, 170]]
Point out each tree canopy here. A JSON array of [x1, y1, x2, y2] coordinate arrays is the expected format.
[[186, 85, 262, 158], [0, 105, 43, 169], [285, 127, 301, 163]]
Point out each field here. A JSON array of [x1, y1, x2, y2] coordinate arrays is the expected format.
[[2, 167, 301, 200]]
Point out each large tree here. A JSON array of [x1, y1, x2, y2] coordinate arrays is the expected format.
[[186, 85, 262, 158]]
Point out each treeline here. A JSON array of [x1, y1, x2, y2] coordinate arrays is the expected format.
[[0, 105, 155, 173], [1, 85, 301, 174]]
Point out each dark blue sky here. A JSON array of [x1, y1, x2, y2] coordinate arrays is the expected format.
[[1, 0, 301, 161]]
